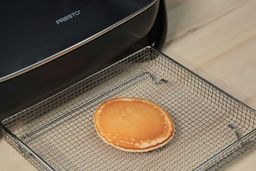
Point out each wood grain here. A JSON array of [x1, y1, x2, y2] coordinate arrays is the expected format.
[[197, 36, 256, 109], [0, 139, 36, 171], [164, 0, 256, 170], [165, 0, 256, 67], [165, 0, 248, 42]]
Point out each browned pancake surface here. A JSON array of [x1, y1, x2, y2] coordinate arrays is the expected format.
[[94, 98, 174, 152]]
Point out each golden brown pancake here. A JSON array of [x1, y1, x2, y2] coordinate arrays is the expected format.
[[93, 97, 174, 152]]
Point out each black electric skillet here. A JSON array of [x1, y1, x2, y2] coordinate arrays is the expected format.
[[0, 0, 167, 121]]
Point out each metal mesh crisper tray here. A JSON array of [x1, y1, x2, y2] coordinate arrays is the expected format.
[[2, 47, 256, 171]]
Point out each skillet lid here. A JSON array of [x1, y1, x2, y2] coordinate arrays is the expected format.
[[0, 0, 156, 82]]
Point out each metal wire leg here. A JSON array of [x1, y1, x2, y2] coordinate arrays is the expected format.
[[228, 124, 241, 140], [146, 72, 168, 85]]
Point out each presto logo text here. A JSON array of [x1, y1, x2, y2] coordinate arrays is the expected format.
[[56, 10, 80, 24]]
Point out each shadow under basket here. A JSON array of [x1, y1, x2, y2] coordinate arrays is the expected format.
[[2, 47, 256, 171]]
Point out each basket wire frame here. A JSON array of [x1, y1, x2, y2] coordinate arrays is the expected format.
[[2, 47, 256, 171]]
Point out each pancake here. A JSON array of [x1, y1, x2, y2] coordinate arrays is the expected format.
[[93, 97, 175, 152]]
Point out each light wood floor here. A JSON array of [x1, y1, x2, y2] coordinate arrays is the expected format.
[[164, 0, 256, 170]]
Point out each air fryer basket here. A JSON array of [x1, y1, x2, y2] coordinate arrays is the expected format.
[[2, 47, 256, 171]]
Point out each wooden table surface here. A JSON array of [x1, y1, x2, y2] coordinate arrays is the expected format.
[[163, 0, 256, 170], [1, 0, 256, 170]]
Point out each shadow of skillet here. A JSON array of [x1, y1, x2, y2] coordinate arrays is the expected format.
[[0, 124, 3, 138]]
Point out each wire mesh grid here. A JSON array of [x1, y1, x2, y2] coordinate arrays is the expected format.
[[2, 47, 256, 171]]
